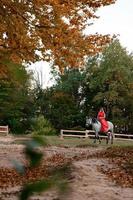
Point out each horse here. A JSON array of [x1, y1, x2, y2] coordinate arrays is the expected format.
[[86, 117, 114, 144]]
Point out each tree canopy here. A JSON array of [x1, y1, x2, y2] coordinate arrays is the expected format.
[[37, 68, 85, 130], [84, 40, 133, 130], [0, 0, 116, 72], [0, 59, 35, 133]]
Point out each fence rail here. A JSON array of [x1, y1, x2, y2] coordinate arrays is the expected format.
[[60, 129, 133, 141]]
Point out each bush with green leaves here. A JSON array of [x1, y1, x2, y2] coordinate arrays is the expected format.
[[32, 115, 56, 135]]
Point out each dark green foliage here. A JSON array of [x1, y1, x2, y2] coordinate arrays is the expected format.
[[24, 136, 47, 167], [0, 58, 35, 134], [35, 68, 86, 130], [20, 179, 54, 200], [84, 40, 133, 131]]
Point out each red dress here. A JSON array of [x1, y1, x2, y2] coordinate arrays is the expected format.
[[97, 111, 109, 133]]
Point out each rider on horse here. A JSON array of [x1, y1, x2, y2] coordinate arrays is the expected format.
[[97, 107, 109, 133]]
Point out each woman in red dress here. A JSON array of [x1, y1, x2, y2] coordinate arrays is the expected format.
[[97, 107, 108, 133]]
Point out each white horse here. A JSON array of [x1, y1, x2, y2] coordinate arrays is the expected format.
[[86, 117, 114, 144]]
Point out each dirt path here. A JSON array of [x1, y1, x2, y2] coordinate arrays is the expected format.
[[65, 159, 133, 200], [28, 156, 133, 200], [0, 140, 133, 200]]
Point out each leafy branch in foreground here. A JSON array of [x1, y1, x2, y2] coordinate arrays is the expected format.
[[20, 164, 70, 200], [14, 136, 70, 200]]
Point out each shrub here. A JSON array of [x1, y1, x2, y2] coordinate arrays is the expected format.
[[32, 115, 56, 135]]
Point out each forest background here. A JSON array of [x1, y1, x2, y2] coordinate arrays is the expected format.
[[0, 0, 133, 134]]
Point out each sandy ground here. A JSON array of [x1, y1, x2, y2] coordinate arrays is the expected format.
[[0, 136, 133, 200], [66, 159, 133, 200]]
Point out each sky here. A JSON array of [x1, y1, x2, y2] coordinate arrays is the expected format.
[[30, 0, 133, 88], [85, 0, 133, 53]]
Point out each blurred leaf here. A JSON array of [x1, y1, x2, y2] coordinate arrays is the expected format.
[[26, 148, 43, 168], [20, 179, 53, 200], [11, 160, 25, 175]]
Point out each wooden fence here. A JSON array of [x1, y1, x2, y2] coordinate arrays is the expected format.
[[0, 126, 9, 136], [60, 129, 133, 141]]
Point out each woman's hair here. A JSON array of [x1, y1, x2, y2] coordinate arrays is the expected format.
[[100, 107, 104, 111]]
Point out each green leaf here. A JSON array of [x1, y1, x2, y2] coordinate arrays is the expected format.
[[25, 147, 43, 167], [20, 179, 53, 200]]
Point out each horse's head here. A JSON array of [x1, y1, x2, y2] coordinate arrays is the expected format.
[[86, 117, 99, 127], [86, 117, 92, 127]]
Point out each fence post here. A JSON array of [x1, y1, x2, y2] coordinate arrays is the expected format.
[[6, 125, 9, 136], [85, 130, 88, 138], [60, 129, 64, 139]]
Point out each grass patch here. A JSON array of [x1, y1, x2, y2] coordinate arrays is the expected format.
[[8, 134, 133, 148], [45, 136, 133, 148]]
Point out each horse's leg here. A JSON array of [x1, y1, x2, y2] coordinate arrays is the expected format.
[[93, 134, 96, 143], [107, 131, 113, 144], [96, 132, 101, 144], [97, 132, 101, 144], [98, 135, 101, 144], [93, 132, 98, 143], [106, 133, 109, 144], [111, 132, 113, 144], [106, 137, 108, 144]]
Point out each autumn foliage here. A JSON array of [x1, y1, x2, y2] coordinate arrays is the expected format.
[[0, 0, 116, 71]]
